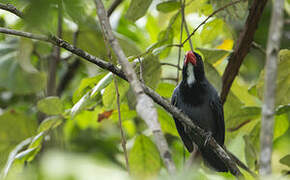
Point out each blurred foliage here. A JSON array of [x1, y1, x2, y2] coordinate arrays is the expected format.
[[0, 0, 289, 179]]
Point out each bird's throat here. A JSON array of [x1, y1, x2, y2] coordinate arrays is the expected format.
[[186, 63, 195, 86]]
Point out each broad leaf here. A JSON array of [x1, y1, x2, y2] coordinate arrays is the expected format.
[[280, 154, 290, 168], [37, 96, 64, 115], [257, 49, 290, 107], [102, 77, 129, 109], [129, 135, 161, 177], [156, 0, 180, 13], [125, 0, 153, 22]]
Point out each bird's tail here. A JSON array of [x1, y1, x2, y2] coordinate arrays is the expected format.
[[201, 148, 228, 172]]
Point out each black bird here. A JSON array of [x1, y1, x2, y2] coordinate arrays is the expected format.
[[171, 51, 228, 172]]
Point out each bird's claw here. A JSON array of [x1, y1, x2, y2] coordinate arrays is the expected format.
[[203, 131, 212, 147]]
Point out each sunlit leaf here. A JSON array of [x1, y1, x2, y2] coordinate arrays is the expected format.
[[73, 73, 106, 103], [156, 0, 180, 13], [90, 73, 113, 98], [200, 19, 224, 44], [37, 96, 64, 115], [197, 47, 231, 65], [275, 104, 290, 115], [155, 82, 175, 98], [0, 110, 37, 168], [257, 49, 290, 107], [280, 154, 290, 167], [1, 137, 32, 179], [243, 135, 258, 169], [157, 107, 178, 136], [18, 38, 37, 73], [102, 77, 129, 109], [274, 113, 289, 140], [125, 0, 153, 22], [0, 39, 46, 94], [204, 61, 222, 92], [37, 116, 63, 133], [129, 135, 161, 177]]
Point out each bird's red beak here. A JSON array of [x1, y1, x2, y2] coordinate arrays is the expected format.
[[184, 51, 197, 66]]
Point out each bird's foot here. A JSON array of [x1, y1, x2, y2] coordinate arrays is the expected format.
[[203, 131, 212, 147]]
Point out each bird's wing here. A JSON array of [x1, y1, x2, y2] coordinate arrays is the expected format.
[[210, 98, 225, 145], [171, 88, 193, 152]]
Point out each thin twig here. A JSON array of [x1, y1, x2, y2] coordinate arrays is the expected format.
[[160, 62, 181, 70], [138, 57, 144, 83], [0, 3, 23, 18], [252, 41, 266, 55], [227, 119, 251, 132], [177, 0, 185, 84], [182, 0, 244, 45], [181, 0, 193, 51], [107, 0, 123, 17], [114, 76, 130, 173], [161, 77, 178, 82]]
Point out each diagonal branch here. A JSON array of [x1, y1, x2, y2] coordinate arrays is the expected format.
[[220, 0, 269, 104], [94, 0, 176, 174], [0, 3, 23, 18], [107, 0, 123, 17]]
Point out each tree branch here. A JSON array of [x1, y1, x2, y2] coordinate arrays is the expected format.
[[94, 0, 176, 174], [107, 0, 123, 17], [0, 3, 23, 18], [220, 0, 268, 104], [259, 0, 284, 176]]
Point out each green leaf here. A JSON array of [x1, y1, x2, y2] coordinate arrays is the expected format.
[[125, 0, 153, 22], [200, 19, 224, 44], [204, 61, 222, 92], [37, 116, 63, 133], [275, 104, 290, 115], [274, 113, 289, 140], [197, 48, 231, 64], [63, 0, 86, 24], [73, 73, 106, 103], [1, 137, 32, 179], [280, 154, 290, 167], [90, 73, 113, 98], [71, 92, 91, 117], [243, 135, 258, 169], [18, 38, 37, 73], [0, 110, 37, 168], [156, 0, 180, 13], [257, 49, 290, 107], [0, 39, 46, 94], [155, 82, 175, 98], [102, 77, 129, 109], [226, 107, 261, 131], [138, 55, 161, 89], [37, 96, 64, 115], [157, 107, 179, 136], [129, 135, 161, 177]]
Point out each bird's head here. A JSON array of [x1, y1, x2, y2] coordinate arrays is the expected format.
[[182, 51, 205, 86]]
